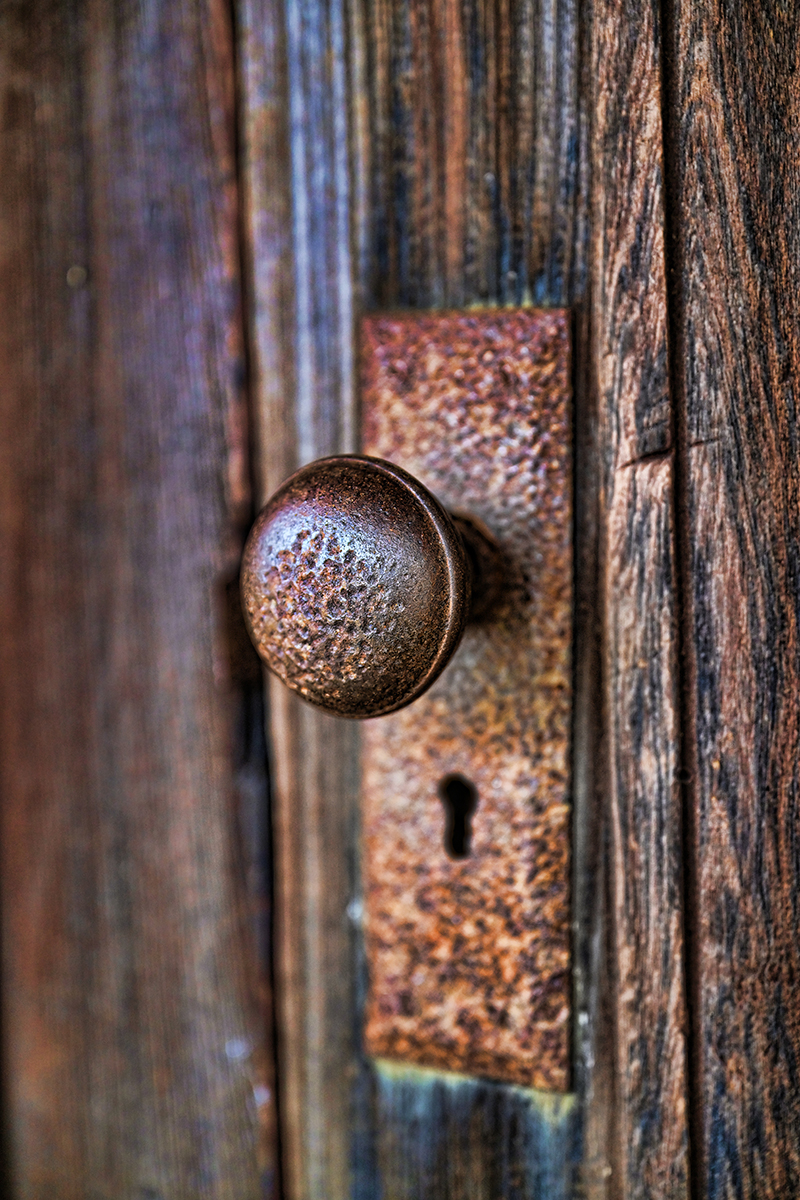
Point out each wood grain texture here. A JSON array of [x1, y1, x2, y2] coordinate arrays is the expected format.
[[237, 0, 364, 1195], [373, 1062, 578, 1199], [228, 619, 281, 1196], [665, 3, 800, 1194], [591, 0, 691, 1195], [267, 687, 361, 1200], [238, 0, 717, 1193], [240, 0, 590, 1194], [361, 1, 588, 1195], [0, 1, 268, 1196], [364, 0, 586, 310]]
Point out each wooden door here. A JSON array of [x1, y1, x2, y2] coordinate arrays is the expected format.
[[1, 1, 798, 1198]]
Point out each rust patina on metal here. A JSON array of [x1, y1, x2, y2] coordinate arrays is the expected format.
[[240, 456, 472, 717], [361, 310, 571, 1092]]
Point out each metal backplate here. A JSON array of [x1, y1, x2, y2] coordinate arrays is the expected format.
[[360, 310, 571, 1091]]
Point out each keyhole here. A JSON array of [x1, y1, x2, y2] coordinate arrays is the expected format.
[[438, 774, 478, 859]]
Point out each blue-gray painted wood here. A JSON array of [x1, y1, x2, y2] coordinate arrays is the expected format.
[[367, 1063, 578, 1200]]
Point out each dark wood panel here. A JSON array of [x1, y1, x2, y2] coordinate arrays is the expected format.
[[227, 610, 281, 1196], [364, 0, 586, 310], [0, 1, 268, 1194], [665, 3, 800, 1194], [590, 0, 691, 1195]]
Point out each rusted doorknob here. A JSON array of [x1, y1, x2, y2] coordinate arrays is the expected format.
[[240, 455, 499, 718]]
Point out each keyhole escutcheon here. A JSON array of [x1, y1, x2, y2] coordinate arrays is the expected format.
[[439, 774, 478, 859]]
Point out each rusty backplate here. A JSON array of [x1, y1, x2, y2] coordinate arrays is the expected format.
[[360, 310, 572, 1092]]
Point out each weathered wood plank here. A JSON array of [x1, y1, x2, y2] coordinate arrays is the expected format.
[[240, 0, 589, 1193], [0, 1, 267, 1195], [603, 460, 688, 1196], [236, 0, 363, 1195], [665, 3, 800, 1194], [239, 0, 707, 1193], [267, 688, 361, 1199], [373, 1062, 578, 1199], [362, 1, 589, 1194], [591, 0, 691, 1195], [227, 608, 281, 1195], [364, 0, 586, 310]]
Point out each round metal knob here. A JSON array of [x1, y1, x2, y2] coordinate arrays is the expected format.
[[240, 455, 495, 719]]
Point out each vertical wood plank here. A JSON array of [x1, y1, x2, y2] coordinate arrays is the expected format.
[[240, 0, 590, 1193], [236, 0, 363, 1195], [363, 1, 589, 1194], [373, 1063, 578, 1199], [590, 0, 691, 1194], [665, 3, 800, 1194], [365, 0, 586, 311], [228, 600, 281, 1194], [0, 1, 266, 1196], [240, 0, 707, 1193]]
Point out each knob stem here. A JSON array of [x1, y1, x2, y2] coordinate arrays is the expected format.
[[451, 513, 503, 623]]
